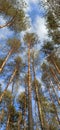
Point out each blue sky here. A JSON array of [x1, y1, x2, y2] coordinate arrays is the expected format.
[[0, 0, 48, 44], [0, 0, 48, 96], [0, 1, 60, 130], [24, 0, 48, 42]]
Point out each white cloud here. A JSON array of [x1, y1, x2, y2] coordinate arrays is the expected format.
[[24, 0, 39, 12], [0, 16, 6, 25], [0, 2, 48, 44], [33, 16, 48, 42], [20, 16, 48, 44], [25, 0, 38, 4], [0, 16, 14, 41]]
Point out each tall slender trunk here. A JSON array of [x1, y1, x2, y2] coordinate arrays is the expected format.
[[11, 81, 15, 105], [6, 114, 10, 130], [48, 73, 60, 105], [32, 55, 48, 130], [24, 91, 27, 130], [0, 109, 4, 122], [18, 119, 20, 130], [36, 89, 44, 130], [47, 79, 60, 125], [18, 115, 21, 130], [50, 82, 60, 105], [51, 58, 60, 74], [28, 43, 33, 130], [50, 67, 60, 90], [0, 68, 17, 102], [0, 49, 13, 73], [49, 88, 60, 124], [35, 102, 38, 129]]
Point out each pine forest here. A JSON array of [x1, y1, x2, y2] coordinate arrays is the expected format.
[[0, 0, 60, 130]]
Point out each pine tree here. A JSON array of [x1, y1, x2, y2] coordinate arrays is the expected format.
[[0, 38, 20, 73], [0, 0, 29, 31], [24, 33, 38, 130], [0, 56, 22, 102]]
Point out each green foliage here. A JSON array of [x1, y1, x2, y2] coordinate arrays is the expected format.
[[24, 32, 38, 47], [52, 30, 60, 44], [0, 0, 11, 13], [18, 92, 27, 110], [3, 90, 12, 105], [0, 59, 4, 67], [46, 0, 60, 20], [0, 0, 60, 129], [32, 78, 41, 91], [15, 56, 22, 69], [45, 1, 60, 45], [47, 54, 60, 69], [9, 105, 15, 118], [41, 62, 48, 71], [11, 10, 29, 32], [47, 11, 58, 30], [7, 38, 21, 52], [14, 56, 23, 80], [0, 0, 29, 31], [42, 41, 54, 53]]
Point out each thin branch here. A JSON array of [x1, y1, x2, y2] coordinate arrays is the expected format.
[[0, 13, 17, 29]]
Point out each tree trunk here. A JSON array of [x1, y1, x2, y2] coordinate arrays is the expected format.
[[0, 49, 13, 73], [50, 67, 60, 90], [0, 68, 17, 102], [0, 109, 4, 122], [47, 82, 60, 125], [51, 58, 60, 74], [6, 114, 10, 130], [35, 87, 44, 130], [24, 91, 27, 130], [51, 82, 60, 105], [18, 115, 21, 130], [28, 43, 33, 130], [48, 72, 60, 105], [32, 55, 48, 130], [46, 73, 60, 124]]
